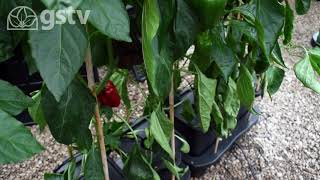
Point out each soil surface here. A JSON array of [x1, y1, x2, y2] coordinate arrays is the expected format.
[[1, 1, 320, 180]]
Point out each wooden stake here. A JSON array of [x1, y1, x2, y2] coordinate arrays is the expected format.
[[85, 46, 110, 180], [169, 71, 176, 180], [214, 138, 222, 154]]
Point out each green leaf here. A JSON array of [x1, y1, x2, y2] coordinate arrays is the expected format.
[[193, 29, 236, 80], [150, 108, 173, 157], [0, 25, 14, 62], [84, 146, 104, 180], [110, 70, 131, 110], [29, 18, 88, 102], [80, 0, 131, 42], [174, 0, 199, 57], [266, 66, 285, 96], [237, 65, 255, 110], [44, 173, 64, 180], [123, 145, 160, 180], [211, 101, 227, 137], [162, 159, 184, 180], [42, 78, 95, 150], [195, 67, 217, 132], [295, 0, 311, 15], [309, 48, 320, 76], [294, 50, 320, 93], [142, 0, 172, 98], [272, 42, 286, 68], [175, 135, 190, 154], [0, 109, 44, 164], [0, 80, 34, 116], [28, 90, 47, 131], [283, 0, 294, 45], [223, 78, 240, 130], [255, 0, 285, 56], [40, 0, 83, 9], [181, 99, 196, 122]]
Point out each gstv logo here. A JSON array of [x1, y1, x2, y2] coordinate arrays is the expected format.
[[7, 6, 38, 30]]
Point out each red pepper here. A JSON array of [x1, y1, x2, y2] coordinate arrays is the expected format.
[[98, 80, 121, 107]]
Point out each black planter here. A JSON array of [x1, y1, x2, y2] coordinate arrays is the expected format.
[[0, 55, 99, 126], [311, 31, 320, 48], [173, 89, 260, 177], [53, 153, 125, 180], [120, 119, 191, 180]]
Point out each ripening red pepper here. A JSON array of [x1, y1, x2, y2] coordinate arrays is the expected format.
[[98, 80, 121, 107]]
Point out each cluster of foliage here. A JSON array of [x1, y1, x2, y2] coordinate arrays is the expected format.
[[0, 0, 319, 179]]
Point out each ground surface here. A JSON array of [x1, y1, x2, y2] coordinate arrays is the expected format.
[[1, 1, 320, 180]]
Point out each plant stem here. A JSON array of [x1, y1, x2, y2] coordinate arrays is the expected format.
[[67, 145, 74, 160], [85, 46, 110, 180], [169, 70, 176, 180]]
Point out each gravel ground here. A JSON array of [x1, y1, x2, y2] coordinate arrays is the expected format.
[[1, 1, 320, 180]]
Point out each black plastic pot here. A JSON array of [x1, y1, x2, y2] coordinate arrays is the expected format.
[[53, 153, 125, 180], [173, 89, 260, 177], [311, 31, 320, 48], [174, 89, 250, 157], [120, 119, 191, 180]]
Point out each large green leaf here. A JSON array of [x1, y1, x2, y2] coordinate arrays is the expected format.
[[174, 0, 199, 57], [255, 0, 285, 56], [40, 0, 83, 9], [84, 146, 104, 180], [272, 42, 286, 68], [150, 109, 173, 157], [266, 66, 285, 96], [41, 78, 95, 150], [29, 19, 88, 102], [123, 145, 160, 180], [237, 65, 255, 110], [223, 78, 240, 129], [195, 67, 217, 132], [80, 0, 131, 42], [142, 0, 172, 98], [294, 51, 320, 94], [28, 90, 46, 131], [110, 70, 131, 110], [295, 0, 311, 15], [0, 109, 44, 164], [0, 80, 34, 116], [283, 0, 294, 45]]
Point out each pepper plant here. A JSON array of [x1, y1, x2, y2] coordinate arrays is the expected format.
[[0, 0, 319, 180]]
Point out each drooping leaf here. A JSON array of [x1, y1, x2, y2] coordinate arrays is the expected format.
[[272, 42, 286, 68], [309, 48, 320, 76], [195, 67, 217, 132], [40, 0, 83, 9], [84, 146, 104, 180], [123, 145, 160, 180], [44, 173, 64, 180], [211, 100, 227, 137], [0, 109, 44, 164], [28, 90, 46, 131], [142, 0, 172, 98], [110, 70, 131, 110], [266, 66, 285, 96], [29, 18, 88, 101], [295, 0, 311, 15], [174, 0, 199, 57], [283, 0, 294, 45], [237, 65, 255, 110], [42, 78, 95, 150], [162, 159, 184, 180], [223, 78, 240, 130], [0, 80, 34, 116], [80, 0, 131, 42], [294, 51, 320, 93], [150, 108, 173, 157], [175, 135, 190, 154], [255, 0, 285, 56]]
